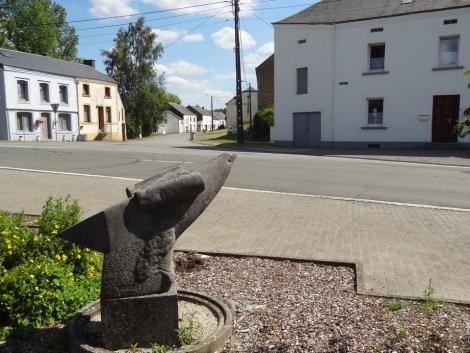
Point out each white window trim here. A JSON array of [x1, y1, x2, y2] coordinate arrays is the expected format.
[[438, 35, 460, 68], [59, 84, 70, 105], [39, 81, 51, 104], [366, 98, 385, 126], [16, 79, 30, 103], [368, 42, 386, 72]]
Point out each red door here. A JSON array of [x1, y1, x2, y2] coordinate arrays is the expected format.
[[432, 95, 460, 143]]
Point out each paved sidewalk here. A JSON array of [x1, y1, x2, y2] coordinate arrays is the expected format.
[[2, 169, 469, 304], [177, 188, 470, 304]]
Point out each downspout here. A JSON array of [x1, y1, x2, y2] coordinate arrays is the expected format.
[[75, 79, 80, 141], [331, 23, 337, 147], [1, 67, 11, 140]]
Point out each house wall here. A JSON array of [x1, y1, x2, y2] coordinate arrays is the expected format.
[[2, 66, 78, 141], [274, 8, 470, 147], [0, 67, 8, 140], [256, 55, 274, 111], [226, 91, 259, 127], [77, 79, 125, 141], [183, 115, 197, 132], [158, 113, 182, 134]]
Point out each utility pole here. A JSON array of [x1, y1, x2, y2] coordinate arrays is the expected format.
[[248, 82, 252, 134], [211, 95, 214, 131], [233, 0, 244, 144]]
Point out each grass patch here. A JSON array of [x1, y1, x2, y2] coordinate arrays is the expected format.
[[387, 299, 411, 312], [194, 129, 271, 147]]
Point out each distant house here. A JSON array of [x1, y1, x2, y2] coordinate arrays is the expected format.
[[158, 110, 184, 134], [225, 87, 258, 127], [187, 105, 214, 132], [213, 111, 226, 129], [256, 54, 274, 111], [168, 102, 197, 132], [0, 48, 125, 142], [274, 0, 470, 148]]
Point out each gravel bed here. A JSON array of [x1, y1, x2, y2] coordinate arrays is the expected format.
[[1, 253, 469, 353], [175, 253, 470, 353]]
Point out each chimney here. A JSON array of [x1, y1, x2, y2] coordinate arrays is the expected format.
[[83, 59, 96, 68]]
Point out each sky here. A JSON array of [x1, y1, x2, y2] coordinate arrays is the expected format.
[[58, 0, 317, 109]]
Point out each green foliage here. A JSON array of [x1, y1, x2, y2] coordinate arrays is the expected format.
[[102, 17, 166, 138], [387, 299, 410, 312], [0, 197, 101, 339], [252, 107, 274, 140], [161, 92, 181, 105], [178, 312, 203, 346], [420, 280, 445, 314], [151, 343, 174, 353], [129, 342, 139, 353], [1, 0, 78, 60]]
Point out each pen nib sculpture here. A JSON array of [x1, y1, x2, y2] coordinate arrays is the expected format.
[[59, 154, 236, 350]]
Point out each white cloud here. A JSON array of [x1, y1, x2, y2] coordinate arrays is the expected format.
[[153, 28, 204, 45], [211, 27, 256, 50], [244, 42, 274, 68], [141, 0, 258, 18], [156, 61, 209, 75], [213, 72, 256, 81], [89, 0, 137, 17], [166, 76, 233, 101]]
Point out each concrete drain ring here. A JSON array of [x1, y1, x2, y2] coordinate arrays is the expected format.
[[68, 290, 233, 353]]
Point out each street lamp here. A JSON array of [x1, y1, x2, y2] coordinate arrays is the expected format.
[[51, 103, 59, 142], [205, 93, 214, 131]]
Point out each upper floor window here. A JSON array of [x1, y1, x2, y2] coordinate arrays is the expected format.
[[106, 107, 112, 122], [39, 82, 50, 103], [369, 43, 385, 71], [105, 87, 111, 98], [58, 113, 71, 131], [59, 85, 69, 104], [83, 105, 91, 122], [17, 80, 29, 101], [83, 84, 90, 96], [16, 112, 33, 132], [439, 36, 459, 68], [368, 98, 384, 125], [296, 67, 308, 95]]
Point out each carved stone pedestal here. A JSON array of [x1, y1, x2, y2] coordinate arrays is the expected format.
[[101, 290, 179, 350]]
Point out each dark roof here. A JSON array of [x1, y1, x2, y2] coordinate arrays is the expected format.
[[0, 48, 115, 83], [165, 110, 182, 121], [187, 105, 212, 117], [213, 111, 226, 121], [275, 0, 470, 25], [168, 102, 195, 117], [256, 54, 274, 72]]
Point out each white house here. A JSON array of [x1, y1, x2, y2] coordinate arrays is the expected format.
[[274, 0, 470, 148], [213, 111, 226, 129], [187, 105, 214, 132], [0, 48, 122, 142], [226, 87, 258, 127], [168, 103, 197, 133], [158, 110, 184, 134]]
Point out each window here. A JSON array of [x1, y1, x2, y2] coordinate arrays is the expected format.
[[439, 36, 459, 67], [39, 83, 50, 102], [16, 112, 33, 132], [106, 107, 112, 122], [369, 44, 385, 70], [444, 19, 458, 25], [105, 87, 111, 98], [58, 113, 71, 131], [17, 80, 29, 101], [368, 99, 384, 125], [296, 67, 308, 95], [83, 105, 91, 122], [59, 85, 69, 104], [82, 84, 90, 96]]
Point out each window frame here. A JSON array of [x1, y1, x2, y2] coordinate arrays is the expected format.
[[368, 43, 386, 71], [105, 106, 112, 123], [59, 85, 69, 104], [82, 84, 90, 97], [104, 86, 111, 98], [39, 82, 50, 103], [17, 80, 29, 102], [296, 67, 308, 95], [438, 35, 460, 68], [83, 105, 91, 123], [16, 112, 33, 132], [58, 113, 72, 131], [367, 98, 384, 126]]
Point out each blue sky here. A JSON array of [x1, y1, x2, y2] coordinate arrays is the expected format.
[[58, 0, 317, 109]]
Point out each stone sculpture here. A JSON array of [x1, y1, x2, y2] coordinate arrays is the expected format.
[[59, 154, 236, 350]]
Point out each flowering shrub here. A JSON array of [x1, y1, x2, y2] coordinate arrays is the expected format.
[[0, 197, 102, 339]]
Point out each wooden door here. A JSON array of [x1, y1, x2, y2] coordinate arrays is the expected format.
[[432, 95, 460, 143], [98, 106, 105, 130]]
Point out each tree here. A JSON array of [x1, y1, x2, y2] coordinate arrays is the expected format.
[[102, 17, 166, 138], [1, 0, 78, 60], [162, 92, 181, 105], [457, 71, 470, 138]]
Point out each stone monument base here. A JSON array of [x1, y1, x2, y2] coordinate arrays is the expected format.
[[101, 291, 178, 350]]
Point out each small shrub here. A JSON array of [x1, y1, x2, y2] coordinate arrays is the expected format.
[[252, 107, 274, 140], [420, 280, 445, 314], [387, 299, 410, 312], [179, 312, 203, 346]]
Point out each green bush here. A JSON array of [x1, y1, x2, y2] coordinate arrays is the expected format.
[[252, 107, 274, 140], [0, 197, 102, 339]]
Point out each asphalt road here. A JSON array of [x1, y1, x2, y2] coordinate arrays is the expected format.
[[1, 135, 470, 209]]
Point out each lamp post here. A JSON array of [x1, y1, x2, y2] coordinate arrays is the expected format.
[[51, 103, 59, 142]]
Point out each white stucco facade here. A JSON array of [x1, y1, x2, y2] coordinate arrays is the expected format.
[[158, 111, 184, 134], [1, 66, 78, 141], [226, 90, 259, 127], [274, 8, 470, 147]]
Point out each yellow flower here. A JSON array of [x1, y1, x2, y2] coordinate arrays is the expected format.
[[33, 218, 39, 224], [1, 230, 9, 236], [7, 251, 12, 255], [55, 254, 61, 261], [51, 230, 58, 235], [35, 286, 39, 291], [29, 259, 34, 263], [12, 234, 17, 239], [34, 235, 40, 241], [38, 293, 43, 299], [54, 224, 60, 229], [45, 236, 51, 242], [68, 272, 73, 277], [76, 254, 81, 259], [61, 254, 68, 262], [29, 275, 34, 279]]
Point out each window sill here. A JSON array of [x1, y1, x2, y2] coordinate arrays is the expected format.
[[361, 126, 388, 130], [432, 66, 464, 71], [17, 100, 30, 104], [362, 70, 389, 76], [104, 96, 112, 99], [82, 94, 91, 97]]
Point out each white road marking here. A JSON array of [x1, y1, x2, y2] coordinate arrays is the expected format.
[[1, 165, 468, 212]]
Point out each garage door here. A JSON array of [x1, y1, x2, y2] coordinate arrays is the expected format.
[[293, 112, 321, 147]]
